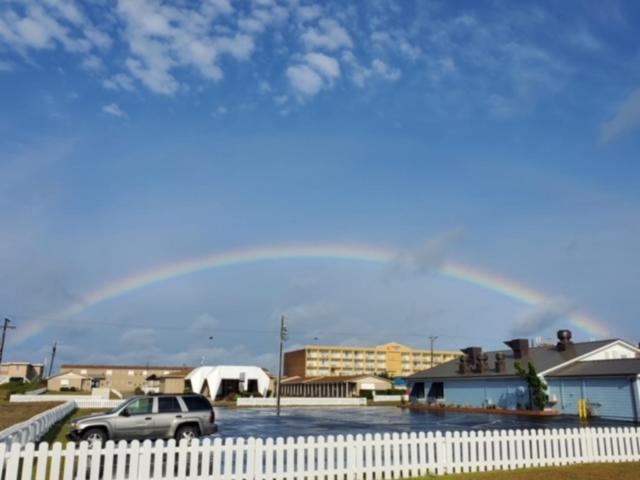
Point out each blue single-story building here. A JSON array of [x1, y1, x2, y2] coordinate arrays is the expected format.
[[408, 329, 640, 422]]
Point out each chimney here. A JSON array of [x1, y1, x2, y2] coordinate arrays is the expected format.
[[556, 329, 573, 351], [458, 355, 469, 374], [495, 352, 507, 373], [504, 339, 529, 359], [476, 352, 489, 373]]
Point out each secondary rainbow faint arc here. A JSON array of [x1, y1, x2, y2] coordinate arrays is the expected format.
[[16, 243, 611, 344]]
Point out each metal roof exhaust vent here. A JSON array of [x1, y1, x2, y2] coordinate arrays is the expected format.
[[556, 329, 573, 351], [504, 339, 529, 359], [458, 355, 470, 374], [495, 352, 507, 373]]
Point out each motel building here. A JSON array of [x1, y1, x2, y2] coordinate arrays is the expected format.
[[408, 329, 640, 422], [280, 375, 393, 397]]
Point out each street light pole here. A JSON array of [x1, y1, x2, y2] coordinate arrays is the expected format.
[[429, 335, 438, 368], [276, 315, 288, 416]]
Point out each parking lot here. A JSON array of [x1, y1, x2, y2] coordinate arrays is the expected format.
[[213, 406, 632, 439]]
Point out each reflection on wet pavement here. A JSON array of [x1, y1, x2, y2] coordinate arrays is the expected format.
[[213, 406, 632, 439]]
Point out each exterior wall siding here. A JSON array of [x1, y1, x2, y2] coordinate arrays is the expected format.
[[412, 378, 528, 409], [548, 376, 638, 422]]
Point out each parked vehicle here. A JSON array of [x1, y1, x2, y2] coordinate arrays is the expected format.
[[68, 394, 217, 443]]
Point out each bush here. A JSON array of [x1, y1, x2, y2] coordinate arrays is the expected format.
[[134, 387, 145, 395], [60, 386, 77, 392]]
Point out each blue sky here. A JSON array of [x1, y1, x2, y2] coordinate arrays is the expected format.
[[1, 0, 639, 371]]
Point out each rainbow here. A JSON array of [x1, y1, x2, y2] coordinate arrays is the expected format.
[[13, 243, 611, 344]]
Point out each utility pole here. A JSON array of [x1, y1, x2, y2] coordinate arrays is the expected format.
[[428, 335, 438, 368], [47, 341, 57, 378], [0, 318, 16, 365], [276, 315, 288, 416]]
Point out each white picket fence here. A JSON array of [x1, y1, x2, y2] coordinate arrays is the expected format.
[[0, 402, 75, 447], [1, 426, 639, 480], [371, 394, 409, 403], [10, 395, 123, 409], [237, 397, 367, 407], [25, 387, 47, 395], [72, 399, 123, 409], [1, 399, 124, 447]]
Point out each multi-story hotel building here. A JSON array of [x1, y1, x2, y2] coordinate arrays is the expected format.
[[284, 343, 460, 378]]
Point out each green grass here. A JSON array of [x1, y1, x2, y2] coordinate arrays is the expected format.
[[0, 381, 46, 401], [0, 401, 63, 430], [411, 462, 640, 479], [41, 408, 108, 445]]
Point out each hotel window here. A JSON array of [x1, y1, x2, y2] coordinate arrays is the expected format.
[[128, 370, 134, 376], [80, 369, 87, 374], [106, 370, 112, 375]]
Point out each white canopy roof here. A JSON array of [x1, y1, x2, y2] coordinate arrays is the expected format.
[[187, 365, 271, 399]]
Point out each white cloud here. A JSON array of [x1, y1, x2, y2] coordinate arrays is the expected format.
[[301, 18, 352, 51], [286, 64, 324, 96], [371, 59, 400, 81], [116, 0, 256, 95], [297, 5, 322, 22], [103, 73, 136, 92], [81, 54, 103, 71], [102, 103, 127, 117], [343, 52, 401, 87], [600, 88, 640, 144], [212, 105, 228, 117], [287, 52, 341, 97], [304, 52, 340, 80], [258, 80, 271, 93], [0, 3, 106, 54]]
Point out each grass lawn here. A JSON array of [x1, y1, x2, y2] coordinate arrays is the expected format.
[[415, 462, 640, 479], [42, 409, 109, 445], [0, 402, 63, 430], [0, 381, 46, 401]]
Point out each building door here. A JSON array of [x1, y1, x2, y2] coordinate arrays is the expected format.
[[247, 379, 259, 394]]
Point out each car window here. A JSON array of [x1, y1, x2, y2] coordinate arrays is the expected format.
[[182, 396, 211, 412], [125, 397, 153, 415], [158, 396, 182, 413]]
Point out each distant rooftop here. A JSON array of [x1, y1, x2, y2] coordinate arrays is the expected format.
[[409, 339, 622, 380], [62, 364, 193, 371]]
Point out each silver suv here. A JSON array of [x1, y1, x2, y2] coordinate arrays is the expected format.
[[68, 394, 218, 443]]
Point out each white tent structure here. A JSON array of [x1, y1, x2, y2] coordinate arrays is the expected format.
[[186, 366, 271, 400]]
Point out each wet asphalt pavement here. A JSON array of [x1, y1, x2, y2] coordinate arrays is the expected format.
[[212, 406, 632, 439]]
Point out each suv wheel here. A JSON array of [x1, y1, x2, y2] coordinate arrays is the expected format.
[[175, 425, 199, 442], [82, 428, 107, 445]]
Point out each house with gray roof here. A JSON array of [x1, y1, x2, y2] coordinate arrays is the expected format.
[[408, 329, 640, 422]]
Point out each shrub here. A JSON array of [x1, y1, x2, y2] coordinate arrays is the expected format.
[[515, 361, 548, 411]]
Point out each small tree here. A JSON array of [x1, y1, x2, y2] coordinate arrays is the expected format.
[[514, 361, 548, 411]]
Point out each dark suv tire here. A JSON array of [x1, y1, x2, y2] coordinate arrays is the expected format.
[[82, 427, 108, 444], [175, 424, 199, 442]]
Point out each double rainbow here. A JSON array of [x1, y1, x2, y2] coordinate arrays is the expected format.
[[13, 243, 611, 344]]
